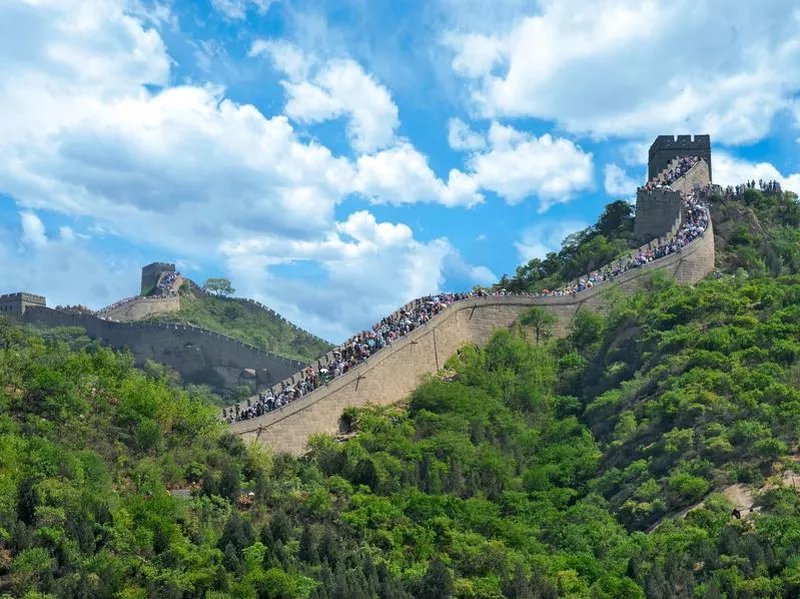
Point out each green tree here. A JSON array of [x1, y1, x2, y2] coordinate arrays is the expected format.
[[519, 307, 557, 344], [203, 277, 236, 296]]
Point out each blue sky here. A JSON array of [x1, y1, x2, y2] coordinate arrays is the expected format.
[[1, 0, 800, 342]]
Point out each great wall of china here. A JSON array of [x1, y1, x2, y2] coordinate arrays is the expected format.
[[227, 135, 717, 455], [0, 135, 718, 456]]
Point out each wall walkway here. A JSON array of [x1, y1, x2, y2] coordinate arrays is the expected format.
[[230, 219, 715, 455], [97, 295, 181, 322]]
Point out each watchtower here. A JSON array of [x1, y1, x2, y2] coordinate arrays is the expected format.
[[0, 292, 46, 319], [141, 262, 175, 296], [648, 135, 712, 182]]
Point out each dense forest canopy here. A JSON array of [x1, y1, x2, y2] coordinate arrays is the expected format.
[[4, 268, 800, 598], [2, 186, 800, 598]]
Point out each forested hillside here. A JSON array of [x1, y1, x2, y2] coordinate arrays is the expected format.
[[146, 293, 333, 363], [3, 265, 800, 597]]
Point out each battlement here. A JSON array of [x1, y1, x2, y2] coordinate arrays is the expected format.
[[0, 292, 46, 303], [648, 134, 712, 182], [0, 292, 46, 318]]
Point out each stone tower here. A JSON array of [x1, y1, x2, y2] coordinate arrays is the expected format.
[[141, 262, 175, 295], [635, 134, 713, 242], [0, 292, 46, 319], [648, 134, 712, 182]]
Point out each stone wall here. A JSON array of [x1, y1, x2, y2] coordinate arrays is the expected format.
[[141, 262, 175, 295], [0, 292, 46, 318], [22, 307, 307, 391], [230, 220, 715, 455], [648, 134, 712, 181], [670, 159, 712, 192], [634, 187, 683, 241], [98, 295, 181, 322]]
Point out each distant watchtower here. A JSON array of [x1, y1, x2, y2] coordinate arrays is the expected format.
[[648, 134, 712, 182], [0, 292, 46, 319], [141, 262, 175, 296]]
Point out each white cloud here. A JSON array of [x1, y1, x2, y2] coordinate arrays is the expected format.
[[604, 164, 639, 197], [220, 211, 490, 341], [249, 39, 314, 79], [58, 226, 76, 242], [354, 122, 594, 212], [463, 123, 594, 212], [713, 152, 800, 193], [0, 215, 138, 307], [448, 117, 486, 151], [252, 40, 399, 153], [444, 32, 505, 79], [354, 143, 484, 208], [515, 219, 588, 262], [0, 0, 494, 339], [620, 141, 649, 166], [20, 212, 48, 248], [444, 0, 800, 145], [211, 0, 275, 20]]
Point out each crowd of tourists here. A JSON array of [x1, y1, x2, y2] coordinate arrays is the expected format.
[[95, 272, 181, 315], [721, 179, 782, 199], [54, 304, 93, 314], [225, 294, 472, 423], [154, 271, 180, 297], [95, 296, 139, 314], [227, 173, 712, 423], [642, 156, 700, 191]]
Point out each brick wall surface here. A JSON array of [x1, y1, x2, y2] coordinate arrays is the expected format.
[[22, 308, 306, 391]]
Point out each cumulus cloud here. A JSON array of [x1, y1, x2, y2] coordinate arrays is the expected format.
[[0, 212, 138, 307], [463, 123, 594, 212], [444, 0, 800, 145], [0, 0, 494, 338], [251, 40, 399, 153], [604, 164, 639, 198], [20, 212, 48, 248], [515, 219, 588, 262], [448, 117, 486, 151], [354, 143, 484, 208], [220, 211, 492, 341], [211, 0, 275, 20], [713, 152, 800, 193]]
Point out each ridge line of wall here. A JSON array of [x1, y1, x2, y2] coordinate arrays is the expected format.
[[229, 220, 714, 438]]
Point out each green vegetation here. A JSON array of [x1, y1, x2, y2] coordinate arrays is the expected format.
[[711, 188, 800, 277], [5, 268, 800, 597], [204, 278, 237, 297], [499, 187, 800, 294], [4, 186, 800, 598], [497, 200, 636, 293], [146, 293, 333, 364]]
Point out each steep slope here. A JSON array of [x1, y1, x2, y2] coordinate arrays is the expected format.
[[711, 186, 800, 276], [5, 230, 800, 596], [146, 291, 333, 364]]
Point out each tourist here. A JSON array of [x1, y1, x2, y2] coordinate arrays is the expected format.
[[228, 177, 712, 423]]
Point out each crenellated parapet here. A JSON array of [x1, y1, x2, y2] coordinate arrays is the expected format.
[[18, 307, 307, 392], [648, 135, 712, 182]]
